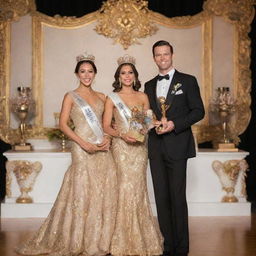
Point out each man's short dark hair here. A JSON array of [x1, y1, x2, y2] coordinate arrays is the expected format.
[[152, 40, 174, 56]]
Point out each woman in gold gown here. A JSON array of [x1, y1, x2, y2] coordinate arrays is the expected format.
[[103, 55, 163, 256], [16, 54, 117, 256]]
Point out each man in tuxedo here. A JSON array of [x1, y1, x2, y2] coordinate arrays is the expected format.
[[144, 40, 205, 256], [0, 139, 12, 201]]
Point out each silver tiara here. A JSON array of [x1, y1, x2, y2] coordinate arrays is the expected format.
[[76, 52, 95, 63], [117, 54, 136, 66]]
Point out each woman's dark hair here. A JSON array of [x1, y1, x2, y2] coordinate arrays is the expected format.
[[74, 60, 97, 74], [112, 63, 141, 92], [152, 40, 174, 56]]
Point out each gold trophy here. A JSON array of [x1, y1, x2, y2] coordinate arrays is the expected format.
[[11, 87, 35, 151], [157, 96, 170, 131]]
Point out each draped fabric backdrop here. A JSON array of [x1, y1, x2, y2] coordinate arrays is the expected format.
[[35, 0, 256, 204]]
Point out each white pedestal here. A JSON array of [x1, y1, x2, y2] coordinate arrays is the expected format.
[[2, 149, 71, 218], [185, 149, 250, 216], [1, 144, 250, 218]]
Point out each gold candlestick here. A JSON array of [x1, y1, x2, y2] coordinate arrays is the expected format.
[[211, 87, 238, 151], [11, 87, 35, 151]]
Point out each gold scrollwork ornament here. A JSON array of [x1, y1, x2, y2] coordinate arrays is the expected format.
[[95, 0, 158, 49], [0, 0, 35, 22]]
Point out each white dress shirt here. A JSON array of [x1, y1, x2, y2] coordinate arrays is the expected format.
[[156, 68, 175, 99]]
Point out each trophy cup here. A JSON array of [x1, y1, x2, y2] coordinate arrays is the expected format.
[[157, 96, 170, 131], [10, 87, 35, 151], [211, 87, 237, 151]]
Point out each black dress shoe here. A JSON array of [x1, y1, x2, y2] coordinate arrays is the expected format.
[[176, 253, 188, 256]]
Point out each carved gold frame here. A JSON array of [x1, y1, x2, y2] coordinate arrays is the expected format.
[[0, 0, 254, 144]]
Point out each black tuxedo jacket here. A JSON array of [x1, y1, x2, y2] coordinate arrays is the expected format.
[[144, 70, 205, 160]]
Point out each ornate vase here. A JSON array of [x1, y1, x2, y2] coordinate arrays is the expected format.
[[212, 159, 248, 202], [6, 160, 42, 203]]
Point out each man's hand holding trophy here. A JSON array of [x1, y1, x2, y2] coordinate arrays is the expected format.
[[154, 96, 175, 134], [153, 83, 182, 134]]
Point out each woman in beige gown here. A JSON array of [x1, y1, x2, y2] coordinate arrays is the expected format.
[[103, 55, 163, 256], [16, 54, 117, 256]]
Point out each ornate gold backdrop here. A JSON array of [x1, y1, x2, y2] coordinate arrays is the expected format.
[[0, 0, 254, 145]]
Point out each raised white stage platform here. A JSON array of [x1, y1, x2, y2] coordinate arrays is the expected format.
[[1, 140, 250, 218]]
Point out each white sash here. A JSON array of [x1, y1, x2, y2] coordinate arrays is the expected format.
[[108, 92, 131, 129], [70, 91, 104, 144]]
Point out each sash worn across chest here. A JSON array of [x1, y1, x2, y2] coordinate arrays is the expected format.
[[108, 92, 131, 130], [70, 91, 104, 144]]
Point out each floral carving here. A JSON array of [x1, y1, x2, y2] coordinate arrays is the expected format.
[[212, 159, 248, 202], [95, 0, 158, 49], [0, 0, 35, 22], [203, 0, 254, 23]]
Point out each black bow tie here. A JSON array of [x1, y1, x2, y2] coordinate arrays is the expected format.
[[157, 74, 170, 81]]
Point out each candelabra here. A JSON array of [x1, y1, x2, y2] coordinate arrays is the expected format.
[[10, 87, 35, 151], [211, 87, 237, 151]]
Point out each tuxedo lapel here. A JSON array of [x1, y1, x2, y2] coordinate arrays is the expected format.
[[148, 77, 162, 117], [165, 70, 179, 107]]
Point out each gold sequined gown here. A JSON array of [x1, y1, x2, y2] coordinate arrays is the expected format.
[[16, 97, 117, 256], [110, 107, 163, 256]]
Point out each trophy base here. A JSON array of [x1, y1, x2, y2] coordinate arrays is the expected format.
[[215, 143, 238, 152], [221, 195, 238, 203], [16, 197, 33, 204], [127, 130, 145, 142], [13, 143, 32, 151]]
